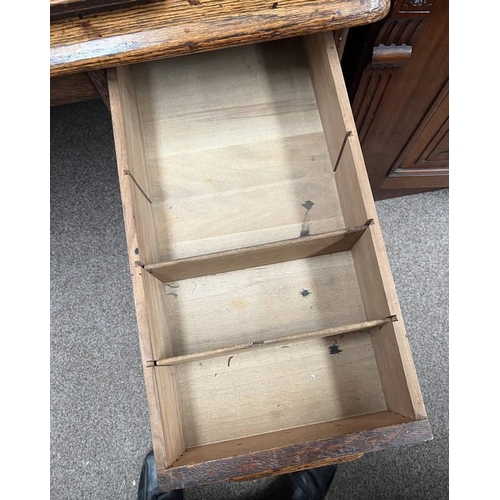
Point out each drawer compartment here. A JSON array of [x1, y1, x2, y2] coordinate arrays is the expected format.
[[108, 32, 431, 489]]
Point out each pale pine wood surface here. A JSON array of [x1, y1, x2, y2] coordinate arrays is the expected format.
[[174, 330, 385, 447], [165, 252, 366, 356], [157, 250, 385, 446], [173, 411, 408, 466], [132, 39, 346, 261], [155, 318, 393, 367], [107, 32, 427, 476], [108, 67, 159, 264], [108, 67, 185, 468], [306, 32, 426, 420], [145, 224, 368, 283]]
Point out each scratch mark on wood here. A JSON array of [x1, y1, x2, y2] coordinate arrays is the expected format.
[[228, 356, 234, 367], [123, 170, 152, 203], [333, 131, 353, 173]]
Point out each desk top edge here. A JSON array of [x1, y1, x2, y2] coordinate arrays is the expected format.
[[50, 0, 390, 76]]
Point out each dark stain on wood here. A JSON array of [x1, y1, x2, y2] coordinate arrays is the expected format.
[[329, 345, 342, 355], [300, 200, 314, 237], [188, 0, 200, 5], [300, 289, 310, 298], [134, 247, 140, 255], [271, 2, 278, 8]]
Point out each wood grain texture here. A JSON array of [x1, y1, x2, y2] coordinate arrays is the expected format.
[[332, 28, 349, 60], [372, 44, 412, 65], [173, 330, 386, 447], [105, 31, 430, 483], [87, 70, 110, 109], [141, 270, 174, 360], [352, 69, 394, 144], [345, 0, 448, 197], [304, 32, 373, 227], [159, 251, 388, 449], [108, 67, 184, 467], [154, 317, 393, 366], [50, 0, 151, 20], [108, 66, 159, 264], [303, 34, 351, 178], [229, 453, 363, 481], [157, 412, 432, 490], [50, 0, 390, 76], [351, 228, 420, 419], [108, 77, 168, 466], [50, 72, 100, 106], [384, 80, 448, 183], [145, 224, 369, 283], [304, 32, 426, 420], [153, 365, 186, 467], [336, 137, 372, 226], [134, 39, 346, 260], [165, 251, 367, 358]]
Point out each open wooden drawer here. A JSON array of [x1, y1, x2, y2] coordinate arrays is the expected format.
[[108, 32, 432, 490]]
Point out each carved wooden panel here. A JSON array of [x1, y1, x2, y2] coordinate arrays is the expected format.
[[397, 0, 434, 16], [388, 81, 448, 178], [351, 1, 430, 147], [353, 69, 393, 144], [374, 18, 426, 45], [345, 0, 448, 199]]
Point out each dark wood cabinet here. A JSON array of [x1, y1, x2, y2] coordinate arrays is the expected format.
[[343, 0, 449, 199]]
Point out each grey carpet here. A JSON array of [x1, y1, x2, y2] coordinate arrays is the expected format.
[[51, 100, 448, 500]]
